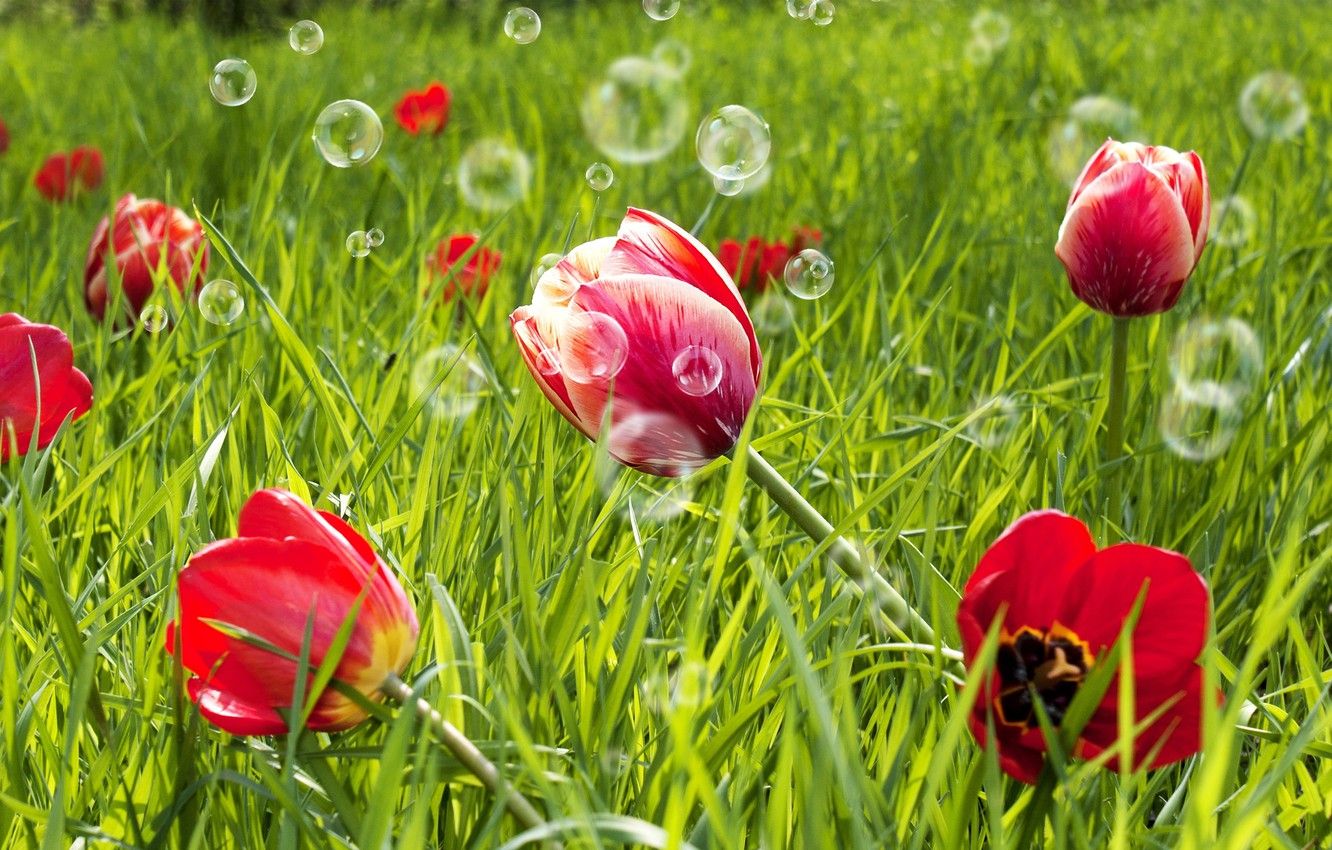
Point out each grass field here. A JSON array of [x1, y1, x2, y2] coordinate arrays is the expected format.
[[3, 0, 1332, 847]]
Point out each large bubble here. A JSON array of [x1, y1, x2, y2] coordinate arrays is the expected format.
[[209, 59, 256, 107], [1047, 95, 1140, 186], [581, 56, 689, 164], [1239, 71, 1308, 141], [312, 100, 384, 167], [457, 140, 533, 211], [696, 104, 771, 181]]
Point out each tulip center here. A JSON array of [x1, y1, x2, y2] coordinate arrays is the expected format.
[[993, 624, 1094, 729]]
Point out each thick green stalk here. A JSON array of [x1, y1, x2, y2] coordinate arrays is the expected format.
[[1104, 317, 1132, 524]]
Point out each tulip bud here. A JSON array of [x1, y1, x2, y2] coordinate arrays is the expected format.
[[84, 193, 210, 322]]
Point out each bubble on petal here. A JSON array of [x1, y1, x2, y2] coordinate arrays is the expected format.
[[651, 39, 692, 73], [642, 0, 680, 21], [531, 252, 564, 288], [581, 56, 689, 164], [198, 279, 245, 326], [410, 344, 493, 421], [672, 345, 724, 396], [288, 19, 324, 54], [595, 409, 703, 521], [585, 161, 615, 192], [964, 394, 1019, 449], [139, 305, 169, 333], [366, 227, 385, 248], [503, 7, 541, 43], [1169, 318, 1263, 406], [1239, 71, 1308, 141], [783, 248, 834, 300], [560, 311, 629, 384], [696, 104, 771, 181], [346, 230, 371, 258], [209, 58, 256, 106], [457, 140, 533, 212], [1046, 95, 1140, 186], [312, 99, 384, 168], [1159, 387, 1242, 462]]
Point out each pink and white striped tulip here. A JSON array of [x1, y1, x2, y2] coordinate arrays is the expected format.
[[510, 208, 761, 476], [1055, 139, 1210, 317]]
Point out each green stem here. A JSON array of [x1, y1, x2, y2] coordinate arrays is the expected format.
[[379, 674, 550, 834], [743, 445, 936, 644], [1104, 317, 1131, 525]]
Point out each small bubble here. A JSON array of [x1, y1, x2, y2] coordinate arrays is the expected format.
[[696, 104, 771, 181], [965, 394, 1019, 449], [1239, 71, 1308, 141], [366, 227, 385, 248], [504, 7, 541, 44], [1027, 86, 1058, 114], [712, 174, 744, 196], [581, 56, 689, 164], [312, 99, 384, 168], [585, 161, 614, 192], [786, 0, 815, 20], [963, 35, 996, 66], [642, 0, 680, 21], [751, 291, 794, 335], [1169, 318, 1263, 406], [288, 19, 324, 54], [810, 0, 834, 25], [346, 230, 371, 258], [783, 248, 834, 300], [560, 311, 629, 384], [534, 344, 562, 376], [209, 58, 256, 107], [672, 345, 723, 396], [198, 279, 244, 326], [651, 39, 692, 73], [410, 344, 492, 421], [1159, 387, 1242, 462], [532, 252, 564, 288], [139, 305, 169, 333], [1211, 196, 1256, 248], [458, 140, 533, 211], [969, 9, 1011, 50]]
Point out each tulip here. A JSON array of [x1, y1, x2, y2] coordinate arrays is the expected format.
[[33, 146, 104, 202], [426, 233, 502, 301], [0, 118, 10, 156], [84, 193, 210, 322], [167, 489, 419, 735], [509, 207, 761, 476], [394, 82, 451, 136], [717, 226, 823, 293], [0, 314, 94, 460], [957, 510, 1208, 783], [1055, 139, 1209, 318]]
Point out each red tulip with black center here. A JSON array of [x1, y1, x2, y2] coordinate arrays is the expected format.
[[956, 510, 1210, 783]]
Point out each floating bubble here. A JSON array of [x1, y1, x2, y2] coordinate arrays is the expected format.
[[581, 56, 689, 164], [1159, 387, 1242, 462], [783, 248, 834, 300], [881, 96, 903, 129], [288, 19, 324, 54], [410, 344, 492, 421], [736, 160, 772, 196], [139, 305, 169, 333], [209, 59, 256, 107], [969, 8, 1011, 49], [642, 0, 680, 21], [198, 279, 244, 326], [1047, 95, 1140, 186], [366, 227, 385, 248], [596, 410, 701, 520], [786, 0, 815, 20], [963, 35, 996, 66], [712, 175, 744, 196], [346, 230, 371, 258], [560, 311, 629, 384], [1239, 72, 1308, 141], [651, 39, 692, 73], [811, 0, 835, 25], [457, 140, 533, 212], [1027, 86, 1058, 114], [965, 394, 1019, 449], [1211, 195, 1256, 248], [751, 291, 794, 335], [585, 161, 614, 192], [504, 7, 541, 44], [672, 345, 723, 396], [312, 99, 384, 168], [696, 104, 771, 181], [532, 252, 564, 287], [1169, 318, 1263, 406]]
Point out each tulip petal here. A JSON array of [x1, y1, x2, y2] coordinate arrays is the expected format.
[[561, 274, 757, 474], [1055, 161, 1197, 316], [1075, 665, 1205, 772], [237, 489, 370, 566], [601, 208, 760, 379], [511, 304, 590, 437], [534, 237, 615, 307], [1067, 138, 1121, 206], [188, 680, 291, 736], [970, 716, 1046, 784], [0, 316, 93, 458]]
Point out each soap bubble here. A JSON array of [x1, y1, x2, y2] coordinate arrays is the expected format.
[[712, 175, 744, 196], [346, 230, 371, 258], [1211, 195, 1256, 248], [651, 39, 692, 73], [783, 248, 834, 300], [366, 227, 385, 248], [312, 99, 384, 167], [965, 394, 1019, 449], [504, 7, 541, 44], [672, 345, 724, 396], [289, 20, 324, 54], [1239, 71, 1308, 141], [560, 311, 629, 384], [642, 0, 680, 21], [596, 410, 702, 521], [457, 140, 532, 212], [581, 56, 689, 164], [585, 161, 615, 192], [209, 59, 256, 106], [411, 344, 493, 421], [532, 252, 564, 288], [139, 305, 169, 333], [1159, 387, 1242, 462], [969, 9, 1011, 49], [751, 291, 794, 335], [696, 104, 771, 180], [811, 0, 835, 25], [198, 280, 244, 325], [1169, 318, 1263, 406], [786, 0, 815, 20], [963, 36, 996, 67], [1047, 95, 1140, 185]]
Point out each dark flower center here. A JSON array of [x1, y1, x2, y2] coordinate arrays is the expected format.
[[993, 624, 1093, 729]]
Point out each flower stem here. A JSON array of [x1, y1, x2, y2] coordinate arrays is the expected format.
[[379, 673, 550, 834], [1104, 317, 1131, 525], [743, 445, 936, 643]]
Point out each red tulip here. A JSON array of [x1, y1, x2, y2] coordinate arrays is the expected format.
[[425, 233, 502, 301], [1055, 139, 1209, 317], [33, 146, 104, 202], [167, 489, 419, 735], [957, 510, 1209, 783], [0, 118, 10, 156], [394, 82, 451, 136], [510, 208, 761, 476], [84, 193, 210, 322], [0, 314, 93, 460], [718, 227, 822, 292]]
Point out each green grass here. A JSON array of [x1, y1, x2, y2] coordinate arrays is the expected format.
[[3, 0, 1331, 847]]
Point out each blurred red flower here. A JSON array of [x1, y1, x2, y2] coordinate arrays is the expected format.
[[0, 314, 93, 460], [956, 510, 1209, 783], [426, 234, 501, 301], [84, 193, 210, 322], [167, 489, 420, 735], [717, 226, 822, 291], [0, 118, 10, 156], [33, 146, 104, 202], [394, 82, 451, 135]]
